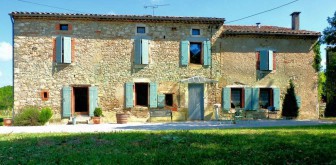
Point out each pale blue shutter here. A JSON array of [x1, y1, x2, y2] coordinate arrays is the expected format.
[[244, 87, 252, 110], [63, 37, 72, 64], [203, 40, 211, 66], [89, 86, 98, 117], [125, 82, 134, 108], [273, 88, 280, 110], [157, 94, 165, 108], [260, 50, 269, 70], [56, 36, 63, 63], [134, 39, 141, 64], [149, 82, 158, 108], [180, 41, 189, 66], [141, 39, 149, 64], [296, 95, 301, 109], [251, 88, 259, 110], [222, 87, 231, 111], [62, 86, 71, 117], [268, 50, 273, 71]]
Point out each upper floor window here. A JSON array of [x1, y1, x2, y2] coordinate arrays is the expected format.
[[190, 42, 202, 64], [60, 24, 69, 31], [180, 40, 211, 66], [257, 50, 276, 71], [137, 27, 146, 34], [192, 29, 201, 35], [55, 36, 72, 64]]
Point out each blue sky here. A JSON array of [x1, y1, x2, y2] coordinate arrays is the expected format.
[[0, 0, 335, 87]]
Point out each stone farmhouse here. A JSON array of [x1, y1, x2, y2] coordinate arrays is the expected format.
[[10, 11, 320, 123]]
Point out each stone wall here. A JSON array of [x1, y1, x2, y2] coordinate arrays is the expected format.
[[13, 18, 319, 122]]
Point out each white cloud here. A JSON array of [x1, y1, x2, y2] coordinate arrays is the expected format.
[[107, 10, 116, 15], [0, 42, 12, 61]]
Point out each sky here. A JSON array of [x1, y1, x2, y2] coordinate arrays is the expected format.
[[0, 0, 335, 87]]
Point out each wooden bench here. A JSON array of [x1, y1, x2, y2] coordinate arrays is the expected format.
[[149, 109, 172, 122]]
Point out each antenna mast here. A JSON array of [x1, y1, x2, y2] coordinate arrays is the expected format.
[[144, 4, 169, 16]]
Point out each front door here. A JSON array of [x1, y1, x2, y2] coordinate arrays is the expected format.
[[73, 87, 89, 115], [188, 84, 204, 120]]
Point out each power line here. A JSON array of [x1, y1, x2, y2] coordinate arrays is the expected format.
[[226, 0, 299, 24], [17, 0, 87, 13]]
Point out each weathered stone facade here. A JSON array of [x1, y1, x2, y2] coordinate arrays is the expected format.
[[11, 12, 320, 123]]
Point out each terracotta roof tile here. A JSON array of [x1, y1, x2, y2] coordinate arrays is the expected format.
[[222, 25, 320, 37]]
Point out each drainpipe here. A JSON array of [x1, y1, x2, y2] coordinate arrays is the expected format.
[[9, 14, 14, 119]]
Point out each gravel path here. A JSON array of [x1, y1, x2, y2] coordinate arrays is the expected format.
[[1, 120, 335, 134]]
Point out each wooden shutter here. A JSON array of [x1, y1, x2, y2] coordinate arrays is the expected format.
[[244, 87, 252, 110], [141, 39, 149, 64], [180, 41, 189, 66], [63, 37, 72, 64], [56, 36, 63, 63], [268, 50, 273, 71], [260, 50, 269, 70], [222, 87, 231, 111], [134, 39, 142, 64], [273, 52, 276, 70], [296, 95, 301, 109], [157, 94, 165, 108], [149, 82, 158, 108], [62, 86, 71, 117], [89, 86, 98, 117], [256, 52, 260, 70], [125, 82, 134, 108], [273, 88, 280, 110], [251, 88, 259, 110], [203, 40, 211, 66]]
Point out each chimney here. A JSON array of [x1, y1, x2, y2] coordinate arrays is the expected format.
[[256, 22, 261, 28], [291, 12, 300, 30]]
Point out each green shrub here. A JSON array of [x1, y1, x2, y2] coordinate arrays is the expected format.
[[39, 107, 53, 125], [94, 107, 103, 117], [14, 106, 42, 126], [0, 117, 3, 126], [282, 79, 299, 118]]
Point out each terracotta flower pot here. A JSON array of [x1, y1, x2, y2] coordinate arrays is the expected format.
[[116, 114, 128, 124], [3, 118, 12, 126], [92, 117, 101, 124]]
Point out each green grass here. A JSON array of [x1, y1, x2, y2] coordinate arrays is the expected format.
[[1, 125, 336, 164]]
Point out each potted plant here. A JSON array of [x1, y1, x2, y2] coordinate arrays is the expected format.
[[3, 108, 12, 126], [93, 107, 103, 124]]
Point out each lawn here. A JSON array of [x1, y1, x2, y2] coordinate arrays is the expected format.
[[0, 125, 336, 164]]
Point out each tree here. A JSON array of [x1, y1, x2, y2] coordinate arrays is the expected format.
[[313, 42, 322, 72], [282, 79, 299, 118], [0, 86, 13, 110], [322, 11, 336, 117]]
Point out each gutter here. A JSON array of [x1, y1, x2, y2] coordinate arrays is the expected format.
[[9, 14, 14, 118]]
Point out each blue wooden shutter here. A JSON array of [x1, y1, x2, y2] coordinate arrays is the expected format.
[[125, 82, 134, 108], [62, 86, 71, 117], [134, 39, 141, 64], [56, 36, 63, 63], [222, 87, 231, 111], [157, 94, 165, 108], [89, 86, 98, 117], [296, 95, 301, 109], [273, 88, 280, 110], [203, 40, 211, 66], [244, 87, 252, 110], [251, 88, 259, 110], [63, 37, 72, 64], [149, 82, 158, 108], [268, 50, 273, 71], [260, 50, 269, 70], [180, 41, 189, 66], [141, 39, 149, 64]]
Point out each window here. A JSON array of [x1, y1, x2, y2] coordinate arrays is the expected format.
[[190, 42, 202, 64], [165, 94, 173, 106], [180, 40, 211, 66], [192, 29, 201, 35], [135, 83, 149, 106], [134, 39, 149, 65], [125, 82, 158, 108], [257, 50, 275, 71], [259, 88, 273, 108], [231, 88, 244, 108], [56, 36, 72, 64], [137, 27, 146, 34], [41, 90, 49, 101], [60, 24, 69, 31]]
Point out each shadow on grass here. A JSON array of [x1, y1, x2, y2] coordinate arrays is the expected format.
[[0, 125, 336, 164]]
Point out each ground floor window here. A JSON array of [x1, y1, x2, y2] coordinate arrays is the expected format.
[[259, 88, 273, 109], [73, 87, 89, 114], [231, 88, 244, 108], [135, 83, 149, 106], [165, 93, 173, 106]]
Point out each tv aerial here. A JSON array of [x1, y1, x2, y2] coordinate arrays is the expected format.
[[144, 4, 170, 16]]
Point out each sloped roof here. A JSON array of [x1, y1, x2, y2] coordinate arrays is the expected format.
[[180, 76, 218, 83], [222, 25, 320, 37], [10, 11, 225, 24]]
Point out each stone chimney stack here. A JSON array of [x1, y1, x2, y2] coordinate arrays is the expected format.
[[291, 12, 301, 30]]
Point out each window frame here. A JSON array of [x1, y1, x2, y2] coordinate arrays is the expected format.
[[230, 88, 245, 108], [189, 42, 203, 65], [191, 28, 201, 36], [60, 24, 69, 31], [137, 26, 146, 34], [259, 88, 274, 109], [134, 82, 149, 107], [256, 50, 276, 71], [164, 93, 174, 106]]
